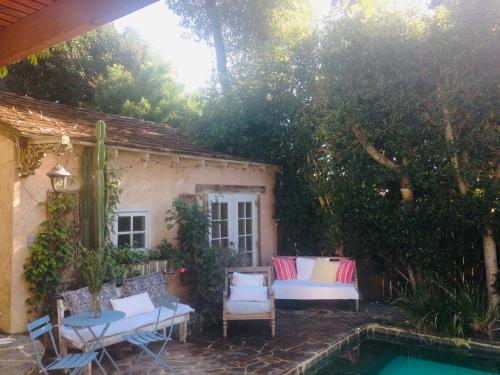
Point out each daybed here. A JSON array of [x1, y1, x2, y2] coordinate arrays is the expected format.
[[56, 272, 193, 355], [271, 256, 360, 311]]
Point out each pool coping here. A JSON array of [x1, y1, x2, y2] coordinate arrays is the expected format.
[[284, 323, 500, 375]]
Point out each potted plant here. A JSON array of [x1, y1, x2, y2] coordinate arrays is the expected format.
[[79, 247, 107, 317]]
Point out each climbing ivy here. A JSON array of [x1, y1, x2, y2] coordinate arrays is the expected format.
[[23, 193, 76, 314]]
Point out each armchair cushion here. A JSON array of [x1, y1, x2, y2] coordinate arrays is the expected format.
[[232, 272, 264, 286], [229, 286, 268, 302], [226, 300, 271, 315]]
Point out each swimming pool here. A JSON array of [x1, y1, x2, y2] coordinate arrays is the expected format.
[[307, 337, 500, 374]]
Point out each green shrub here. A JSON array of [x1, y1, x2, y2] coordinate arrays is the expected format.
[[166, 198, 246, 329], [78, 247, 108, 295], [24, 193, 76, 314], [149, 239, 182, 266], [395, 276, 496, 338], [111, 244, 149, 265]]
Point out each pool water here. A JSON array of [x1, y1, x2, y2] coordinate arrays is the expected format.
[[379, 357, 493, 375], [309, 339, 500, 375]]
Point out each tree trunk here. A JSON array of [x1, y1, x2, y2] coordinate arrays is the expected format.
[[351, 126, 419, 289], [407, 267, 417, 290], [483, 228, 499, 310], [440, 94, 498, 309], [206, 0, 229, 90]]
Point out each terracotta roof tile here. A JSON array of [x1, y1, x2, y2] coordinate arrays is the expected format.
[[0, 91, 262, 163]]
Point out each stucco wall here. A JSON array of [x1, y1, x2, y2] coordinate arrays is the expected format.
[[113, 150, 277, 264], [0, 133, 15, 332], [4, 143, 277, 333], [9, 147, 80, 333]]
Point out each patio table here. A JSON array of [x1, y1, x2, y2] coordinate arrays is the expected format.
[[64, 310, 125, 374]]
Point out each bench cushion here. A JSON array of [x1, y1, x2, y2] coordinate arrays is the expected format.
[[226, 300, 271, 315], [60, 303, 193, 348], [122, 272, 167, 306], [272, 279, 359, 300], [62, 283, 118, 315]]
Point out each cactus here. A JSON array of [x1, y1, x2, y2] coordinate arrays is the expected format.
[[80, 147, 92, 249], [93, 120, 107, 252]]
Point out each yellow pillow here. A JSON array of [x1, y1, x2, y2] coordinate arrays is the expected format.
[[310, 259, 340, 283]]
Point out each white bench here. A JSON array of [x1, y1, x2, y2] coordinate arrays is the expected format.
[[271, 256, 360, 311], [56, 287, 193, 356]]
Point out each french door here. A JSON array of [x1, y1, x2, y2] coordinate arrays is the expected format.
[[208, 193, 258, 266]]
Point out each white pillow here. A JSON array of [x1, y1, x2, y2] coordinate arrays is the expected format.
[[229, 286, 268, 302], [232, 272, 264, 287], [296, 257, 316, 280], [110, 292, 155, 318]]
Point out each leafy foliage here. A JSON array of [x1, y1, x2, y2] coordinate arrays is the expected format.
[[184, 0, 499, 293], [312, 0, 499, 284], [149, 239, 183, 266], [23, 193, 76, 313], [165, 199, 245, 327], [78, 248, 109, 295]]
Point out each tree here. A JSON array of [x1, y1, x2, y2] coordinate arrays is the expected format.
[[165, 0, 310, 90], [316, 0, 499, 306], [184, 3, 327, 254], [425, 0, 500, 308], [1, 25, 198, 127]]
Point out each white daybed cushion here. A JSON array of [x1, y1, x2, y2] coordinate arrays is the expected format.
[[110, 292, 155, 318], [60, 303, 193, 347], [229, 286, 268, 302], [272, 279, 359, 300], [227, 300, 271, 315], [232, 272, 264, 286], [296, 257, 315, 280]]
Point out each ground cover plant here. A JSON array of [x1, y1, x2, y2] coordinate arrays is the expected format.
[[396, 276, 496, 338]]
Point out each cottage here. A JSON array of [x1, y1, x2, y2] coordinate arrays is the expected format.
[[0, 91, 278, 334]]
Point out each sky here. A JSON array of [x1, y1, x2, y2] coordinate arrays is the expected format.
[[114, 1, 332, 92], [114, 0, 429, 92]]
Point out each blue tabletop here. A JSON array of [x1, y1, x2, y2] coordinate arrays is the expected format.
[[64, 310, 125, 327]]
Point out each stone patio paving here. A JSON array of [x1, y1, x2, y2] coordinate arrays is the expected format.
[[97, 302, 408, 374], [0, 333, 44, 375]]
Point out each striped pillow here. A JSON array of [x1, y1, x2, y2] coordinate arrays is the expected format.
[[273, 256, 297, 280], [336, 258, 356, 283]]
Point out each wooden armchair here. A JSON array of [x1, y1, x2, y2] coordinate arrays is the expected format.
[[223, 266, 276, 338]]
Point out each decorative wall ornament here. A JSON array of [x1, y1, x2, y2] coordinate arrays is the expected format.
[[18, 143, 68, 176]]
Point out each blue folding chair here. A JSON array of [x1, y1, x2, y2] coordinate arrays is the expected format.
[[124, 294, 179, 375], [27, 315, 106, 375]]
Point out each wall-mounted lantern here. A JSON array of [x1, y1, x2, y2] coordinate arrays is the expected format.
[[46, 163, 71, 193]]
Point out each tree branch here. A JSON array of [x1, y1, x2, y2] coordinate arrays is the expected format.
[[351, 126, 401, 173], [439, 91, 469, 194]]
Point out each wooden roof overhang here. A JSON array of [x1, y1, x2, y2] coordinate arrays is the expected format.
[[0, 0, 158, 67]]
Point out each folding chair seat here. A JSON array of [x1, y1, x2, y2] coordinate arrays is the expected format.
[[123, 294, 179, 375], [27, 315, 105, 375]]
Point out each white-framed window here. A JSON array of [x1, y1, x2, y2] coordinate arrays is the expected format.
[[112, 209, 151, 250], [208, 193, 258, 266], [211, 201, 229, 248]]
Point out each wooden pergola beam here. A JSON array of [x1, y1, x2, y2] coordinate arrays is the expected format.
[[0, 0, 158, 67]]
